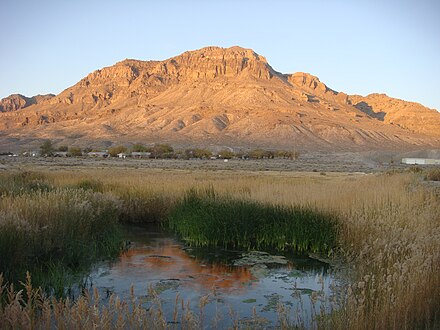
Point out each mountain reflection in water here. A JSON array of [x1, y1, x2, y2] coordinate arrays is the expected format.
[[87, 226, 338, 327], [116, 237, 257, 294]]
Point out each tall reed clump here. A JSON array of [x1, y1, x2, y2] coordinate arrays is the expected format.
[[112, 188, 173, 224], [320, 174, 440, 329], [0, 176, 123, 292], [168, 188, 338, 254]]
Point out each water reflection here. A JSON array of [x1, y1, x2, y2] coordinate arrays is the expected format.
[[117, 238, 255, 294], [88, 226, 338, 327]]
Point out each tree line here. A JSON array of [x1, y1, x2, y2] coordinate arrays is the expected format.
[[37, 140, 300, 160]]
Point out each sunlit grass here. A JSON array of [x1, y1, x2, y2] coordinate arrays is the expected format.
[[0, 168, 439, 328]]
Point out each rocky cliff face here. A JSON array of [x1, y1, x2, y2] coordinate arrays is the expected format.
[[0, 46, 439, 151], [348, 93, 440, 137], [0, 94, 54, 112]]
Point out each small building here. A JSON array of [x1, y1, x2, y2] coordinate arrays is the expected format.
[[53, 151, 68, 157], [87, 151, 109, 158], [401, 158, 440, 165], [22, 151, 40, 157], [131, 152, 151, 159], [117, 153, 127, 159]]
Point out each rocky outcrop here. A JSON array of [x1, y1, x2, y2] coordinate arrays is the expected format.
[[349, 93, 440, 137], [0, 94, 54, 112]]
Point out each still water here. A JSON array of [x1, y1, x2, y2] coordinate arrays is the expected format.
[[86, 226, 340, 328]]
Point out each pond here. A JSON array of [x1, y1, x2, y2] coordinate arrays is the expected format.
[[84, 226, 341, 328]]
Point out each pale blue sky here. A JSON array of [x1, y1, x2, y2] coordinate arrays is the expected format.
[[1, 0, 439, 110]]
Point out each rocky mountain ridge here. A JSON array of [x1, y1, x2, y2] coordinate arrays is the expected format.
[[0, 94, 54, 112], [1, 46, 439, 151]]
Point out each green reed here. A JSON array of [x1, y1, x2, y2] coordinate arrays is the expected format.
[[168, 188, 338, 254], [0, 173, 123, 293]]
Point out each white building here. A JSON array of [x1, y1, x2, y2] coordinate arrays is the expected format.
[[401, 158, 440, 165], [87, 151, 109, 158]]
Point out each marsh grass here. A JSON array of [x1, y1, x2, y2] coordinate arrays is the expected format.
[[168, 188, 337, 254], [0, 171, 53, 196], [0, 173, 123, 293], [0, 169, 439, 328], [114, 188, 172, 224], [425, 167, 440, 181]]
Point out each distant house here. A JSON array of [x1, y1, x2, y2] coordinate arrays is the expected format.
[[117, 153, 127, 159], [22, 151, 40, 157], [401, 158, 440, 165], [53, 151, 68, 157], [87, 151, 109, 158], [131, 151, 151, 159]]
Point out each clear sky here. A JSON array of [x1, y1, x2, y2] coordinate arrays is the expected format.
[[1, 0, 439, 110]]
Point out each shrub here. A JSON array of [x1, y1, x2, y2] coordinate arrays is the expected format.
[[68, 146, 82, 157], [425, 168, 440, 181]]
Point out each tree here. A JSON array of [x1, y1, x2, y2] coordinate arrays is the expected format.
[[40, 140, 54, 156], [249, 149, 265, 159], [58, 145, 68, 152], [131, 143, 147, 152], [68, 147, 82, 157], [108, 145, 127, 157], [151, 144, 174, 158], [183, 148, 210, 159], [218, 149, 235, 159]]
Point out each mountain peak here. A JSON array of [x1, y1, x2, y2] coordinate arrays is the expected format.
[[1, 46, 439, 151], [166, 45, 275, 80], [191, 46, 269, 63]]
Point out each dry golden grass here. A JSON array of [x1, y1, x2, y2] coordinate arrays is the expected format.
[[1, 168, 439, 328]]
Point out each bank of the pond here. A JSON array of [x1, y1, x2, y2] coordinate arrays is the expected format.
[[168, 189, 338, 255], [0, 172, 123, 294]]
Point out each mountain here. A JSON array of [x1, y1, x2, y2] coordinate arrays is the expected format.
[[0, 94, 54, 112], [1, 46, 439, 151]]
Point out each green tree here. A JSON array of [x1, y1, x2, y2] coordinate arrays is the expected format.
[[68, 147, 82, 157], [40, 140, 54, 156], [131, 143, 147, 152], [151, 144, 174, 158], [249, 149, 265, 159], [184, 148, 210, 159], [218, 149, 235, 159], [58, 145, 68, 152], [108, 145, 128, 157]]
